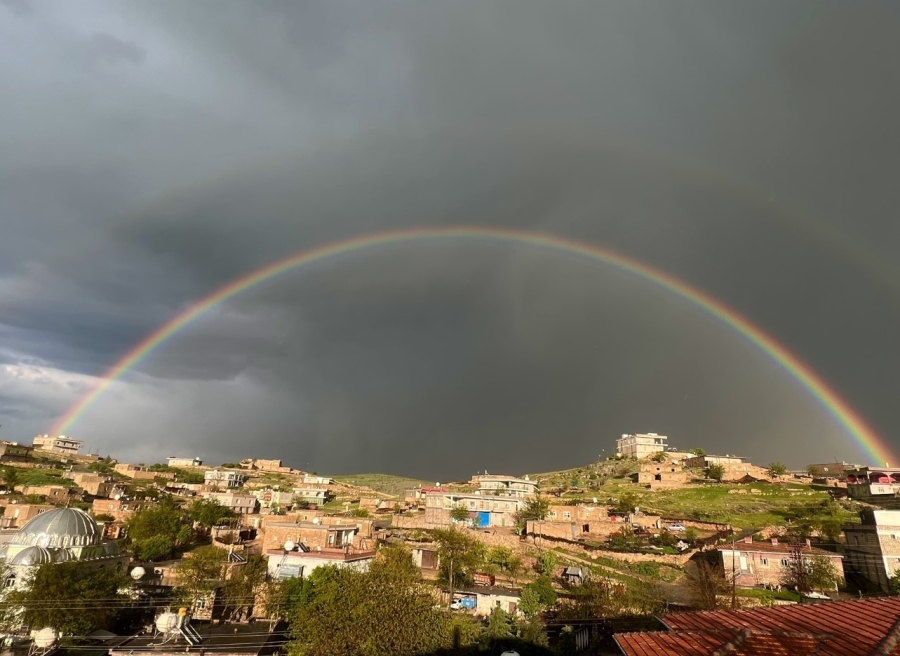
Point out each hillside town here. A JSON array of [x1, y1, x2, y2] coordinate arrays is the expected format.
[[0, 432, 898, 655]]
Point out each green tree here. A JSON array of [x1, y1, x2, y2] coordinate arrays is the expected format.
[[93, 513, 115, 523], [650, 451, 667, 463], [767, 462, 788, 477], [684, 527, 700, 544], [507, 555, 524, 585], [523, 574, 556, 608], [265, 575, 316, 620], [519, 586, 543, 618], [514, 495, 551, 532], [889, 571, 900, 595], [432, 527, 485, 601], [189, 498, 237, 531], [449, 504, 470, 524], [708, 464, 726, 482], [612, 492, 639, 515], [535, 551, 557, 576], [688, 448, 706, 456], [1, 466, 19, 490], [487, 546, 513, 572], [175, 545, 226, 610], [222, 555, 268, 622], [780, 554, 840, 594], [289, 545, 451, 656], [127, 497, 193, 560], [351, 507, 370, 518], [482, 606, 513, 643], [0, 562, 130, 637]]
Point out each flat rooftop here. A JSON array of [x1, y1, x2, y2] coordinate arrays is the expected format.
[[266, 548, 375, 561], [109, 621, 287, 655]]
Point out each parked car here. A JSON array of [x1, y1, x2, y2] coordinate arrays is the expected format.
[[668, 524, 686, 532]]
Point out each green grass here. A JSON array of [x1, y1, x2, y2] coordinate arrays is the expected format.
[[736, 588, 800, 603], [613, 482, 857, 530], [335, 473, 429, 497], [15, 468, 74, 487]]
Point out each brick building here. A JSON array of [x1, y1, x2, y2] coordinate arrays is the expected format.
[[638, 462, 689, 489], [0, 503, 54, 529], [261, 519, 374, 553], [716, 536, 843, 589], [201, 491, 259, 515], [423, 491, 525, 528]]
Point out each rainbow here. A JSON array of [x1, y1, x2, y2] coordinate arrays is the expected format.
[[50, 226, 894, 465]]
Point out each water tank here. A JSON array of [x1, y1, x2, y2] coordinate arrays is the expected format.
[[33, 628, 57, 649], [130, 566, 146, 580], [312, 517, 321, 525], [155, 612, 180, 633]]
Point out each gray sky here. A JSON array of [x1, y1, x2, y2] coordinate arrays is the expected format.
[[2, 0, 899, 478]]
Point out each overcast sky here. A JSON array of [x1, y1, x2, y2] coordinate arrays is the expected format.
[[2, 1, 899, 479]]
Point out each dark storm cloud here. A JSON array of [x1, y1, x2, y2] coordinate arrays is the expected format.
[[1, 1, 899, 476]]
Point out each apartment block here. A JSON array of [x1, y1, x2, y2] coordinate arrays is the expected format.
[[32, 434, 83, 456], [616, 433, 667, 458], [471, 474, 538, 498], [167, 456, 203, 468], [204, 469, 245, 489], [843, 509, 900, 592], [201, 491, 259, 515], [424, 491, 525, 528]]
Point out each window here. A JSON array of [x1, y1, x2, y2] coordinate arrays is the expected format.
[[781, 559, 790, 567], [549, 511, 556, 518], [4, 575, 15, 589], [195, 598, 207, 610], [760, 558, 768, 566], [563, 512, 571, 520]]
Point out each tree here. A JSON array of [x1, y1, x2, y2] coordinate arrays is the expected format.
[[515, 495, 551, 531], [93, 513, 115, 523], [265, 575, 316, 620], [432, 527, 485, 598], [351, 507, 370, 518], [535, 551, 557, 576], [507, 555, 524, 585], [708, 464, 726, 482], [650, 451, 667, 463], [780, 554, 840, 594], [689, 448, 706, 456], [289, 545, 451, 656], [487, 546, 513, 572], [807, 465, 825, 478], [612, 492, 639, 515], [482, 606, 513, 643], [1, 466, 19, 490], [449, 504, 470, 524], [767, 462, 788, 477], [127, 497, 193, 560], [189, 498, 237, 531], [686, 560, 730, 610], [889, 571, 900, 595], [0, 562, 130, 637], [684, 527, 700, 544], [222, 555, 267, 622], [175, 545, 226, 610], [523, 575, 556, 607]]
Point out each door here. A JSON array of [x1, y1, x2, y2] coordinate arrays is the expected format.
[[476, 511, 490, 528]]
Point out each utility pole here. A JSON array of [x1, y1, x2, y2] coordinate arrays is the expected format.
[[791, 543, 805, 605], [448, 552, 454, 610]]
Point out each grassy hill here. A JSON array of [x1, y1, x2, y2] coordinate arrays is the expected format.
[[335, 473, 430, 497]]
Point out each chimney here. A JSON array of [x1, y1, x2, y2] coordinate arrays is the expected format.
[[744, 536, 753, 544], [771, 537, 778, 546]]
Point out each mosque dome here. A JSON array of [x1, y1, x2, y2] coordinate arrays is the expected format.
[[9, 546, 54, 566], [51, 548, 75, 563], [12, 508, 102, 549]]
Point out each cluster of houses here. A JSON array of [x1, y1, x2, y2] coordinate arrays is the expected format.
[[8, 431, 900, 655]]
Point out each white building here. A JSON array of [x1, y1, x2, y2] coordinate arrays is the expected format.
[[266, 546, 375, 580], [204, 469, 245, 489], [616, 433, 668, 458], [301, 474, 333, 485], [167, 456, 203, 468], [201, 492, 259, 515], [32, 435, 83, 457], [472, 474, 538, 498]]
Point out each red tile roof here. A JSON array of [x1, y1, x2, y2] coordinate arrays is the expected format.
[[615, 598, 900, 656]]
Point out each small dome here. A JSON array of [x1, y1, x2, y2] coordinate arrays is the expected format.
[[13, 508, 101, 548], [9, 546, 54, 566], [51, 548, 75, 563]]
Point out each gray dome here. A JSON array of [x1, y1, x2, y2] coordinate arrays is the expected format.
[[52, 548, 75, 563], [13, 508, 101, 548], [9, 546, 53, 566]]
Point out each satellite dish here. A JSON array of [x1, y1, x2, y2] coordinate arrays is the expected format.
[[113, 494, 121, 501], [33, 628, 57, 648], [283, 540, 295, 552], [312, 517, 321, 525], [155, 612, 179, 633], [130, 566, 146, 580]]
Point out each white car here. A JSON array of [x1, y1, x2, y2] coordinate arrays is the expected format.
[[668, 524, 686, 532]]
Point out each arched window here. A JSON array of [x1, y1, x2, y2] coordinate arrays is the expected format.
[[4, 575, 15, 589]]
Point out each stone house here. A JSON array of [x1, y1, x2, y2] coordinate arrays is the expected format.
[[843, 509, 900, 592], [638, 462, 689, 489], [716, 536, 844, 589]]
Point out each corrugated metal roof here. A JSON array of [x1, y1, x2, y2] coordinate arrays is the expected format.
[[616, 598, 900, 656]]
